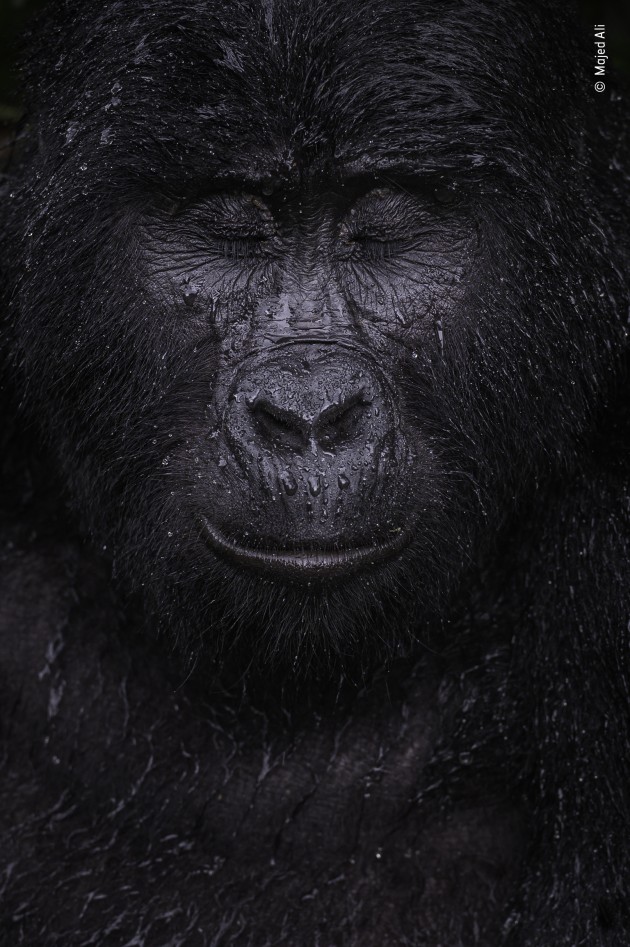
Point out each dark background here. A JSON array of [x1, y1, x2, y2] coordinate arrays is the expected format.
[[0, 0, 629, 120]]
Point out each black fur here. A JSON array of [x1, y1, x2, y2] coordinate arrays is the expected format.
[[1, 1, 629, 944]]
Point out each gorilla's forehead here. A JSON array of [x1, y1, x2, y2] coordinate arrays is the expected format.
[[135, 0, 520, 160], [47, 0, 560, 186]]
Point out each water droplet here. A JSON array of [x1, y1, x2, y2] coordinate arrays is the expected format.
[[338, 472, 350, 490], [434, 318, 444, 351], [281, 471, 297, 495], [308, 475, 321, 497], [183, 284, 199, 307], [245, 388, 260, 408], [218, 457, 227, 468]]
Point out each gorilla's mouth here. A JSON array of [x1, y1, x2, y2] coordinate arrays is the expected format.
[[199, 517, 412, 581]]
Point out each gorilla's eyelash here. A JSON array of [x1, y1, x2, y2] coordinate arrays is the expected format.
[[352, 239, 407, 261], [218, 238, 269, 260]]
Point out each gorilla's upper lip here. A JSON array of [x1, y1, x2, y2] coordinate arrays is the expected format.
[[199, 517, 411, 580]]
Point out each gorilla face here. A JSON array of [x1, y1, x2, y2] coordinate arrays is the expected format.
[[4, 0, 616, 672], [143, 182, 473, 578]]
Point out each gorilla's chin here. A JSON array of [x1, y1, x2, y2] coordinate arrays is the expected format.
[[142, 536, 431, 684], [199, 516, 415, 581]]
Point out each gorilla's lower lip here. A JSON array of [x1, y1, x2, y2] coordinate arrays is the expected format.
[[200, 518, 411, 580]]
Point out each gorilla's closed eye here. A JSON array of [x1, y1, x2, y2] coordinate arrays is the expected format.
[[156, 191, 275, 259], [343, 184, 462, 260]]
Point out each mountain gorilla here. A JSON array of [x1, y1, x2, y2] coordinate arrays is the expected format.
[[1, 0, 629, 944]]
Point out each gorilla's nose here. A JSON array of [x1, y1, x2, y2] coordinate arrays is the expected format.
[[225, 347, 393, 458]]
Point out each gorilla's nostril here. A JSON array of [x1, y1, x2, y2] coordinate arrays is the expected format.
[[251, 397, 310, 449], [317, 389, 372, 446]]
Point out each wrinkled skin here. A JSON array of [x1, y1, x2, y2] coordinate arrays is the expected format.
[[1, 0, 630, 945]]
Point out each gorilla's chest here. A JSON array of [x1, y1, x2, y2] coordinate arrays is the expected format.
[[0, 544, 524, 946]]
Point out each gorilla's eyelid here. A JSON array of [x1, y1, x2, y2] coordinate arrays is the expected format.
[[156, 182, 272, 208], [155, 191, 275, 231]]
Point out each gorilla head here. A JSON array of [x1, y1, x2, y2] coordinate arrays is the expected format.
[[2, 0, 625, 674]]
